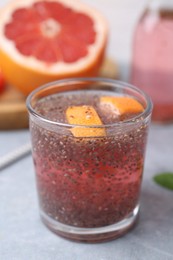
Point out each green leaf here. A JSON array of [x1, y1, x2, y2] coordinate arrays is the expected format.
[[153, 173, 173, 190]]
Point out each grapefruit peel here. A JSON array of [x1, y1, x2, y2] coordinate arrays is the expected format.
[[66, 105, 106, 137], [100, 96, 144, 115]]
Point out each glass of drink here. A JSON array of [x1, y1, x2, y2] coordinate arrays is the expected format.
[[131, 0, 173, 122], [26, 78, 152, 242]]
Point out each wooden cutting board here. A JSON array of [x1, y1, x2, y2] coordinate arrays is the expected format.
[[0, 58, 119, 130]]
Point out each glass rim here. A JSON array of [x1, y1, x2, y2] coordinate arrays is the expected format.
[[26, 77, 153, 129]]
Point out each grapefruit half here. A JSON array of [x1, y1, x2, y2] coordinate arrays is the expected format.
[[0, 0, 108, 95]]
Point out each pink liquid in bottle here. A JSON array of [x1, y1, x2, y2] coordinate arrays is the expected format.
[[131, 3, 173, 122]]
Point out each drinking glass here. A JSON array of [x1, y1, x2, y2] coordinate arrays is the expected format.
[[26, 78, 152, 242]]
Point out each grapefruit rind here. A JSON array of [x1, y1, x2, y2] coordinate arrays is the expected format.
[[100, 96, 144, 115], [66, 105, 106, 137], [0, 0, 108, 95]]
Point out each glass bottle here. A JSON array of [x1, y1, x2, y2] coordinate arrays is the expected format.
[[130, 0, 173, 122]]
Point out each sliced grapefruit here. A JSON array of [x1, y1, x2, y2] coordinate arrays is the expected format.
[[66, 105, 106, 137], [0, 0, 108, 95], [0, 68, 5, 93], [100, 96, 144, 115]]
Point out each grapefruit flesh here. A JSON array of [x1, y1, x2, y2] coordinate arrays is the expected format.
[[0, 0, 108, 95], [5, 2, 95, 63]]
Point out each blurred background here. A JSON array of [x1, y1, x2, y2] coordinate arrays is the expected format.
[[83, 0, 147, 80]]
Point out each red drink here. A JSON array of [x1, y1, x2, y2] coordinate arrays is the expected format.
[[27, 79, 152, 242], [131, 5, 173, 122]]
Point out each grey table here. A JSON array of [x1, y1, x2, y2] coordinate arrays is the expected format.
[[1, 0, 173, 259]]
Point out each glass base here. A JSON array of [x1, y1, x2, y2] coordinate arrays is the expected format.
[[40, 205, 139, 243]]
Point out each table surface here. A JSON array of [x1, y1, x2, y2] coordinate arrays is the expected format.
[[1, 1, 173, 260]]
